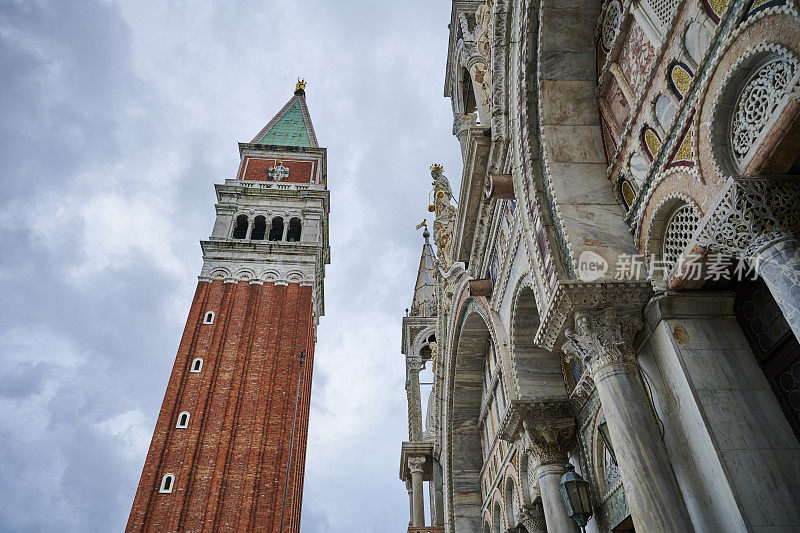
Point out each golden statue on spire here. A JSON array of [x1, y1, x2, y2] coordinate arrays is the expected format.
[[296, 78, 306, 91]]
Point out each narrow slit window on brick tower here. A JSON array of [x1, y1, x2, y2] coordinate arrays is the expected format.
[[268, 216, 284, 241], [232, 214, 249, 239], [251, 215, 267, 240], [287, 217, 302, 241], [190, 358, 203, 373], [176, 412, 190, 428], [159, 474, 174, 494], [203, 311, 214, 324]]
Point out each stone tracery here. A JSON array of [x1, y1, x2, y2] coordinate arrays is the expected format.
[[730, 55, 798, 166]]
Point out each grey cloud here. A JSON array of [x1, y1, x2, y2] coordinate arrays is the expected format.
[[0, 0, 461, 531]]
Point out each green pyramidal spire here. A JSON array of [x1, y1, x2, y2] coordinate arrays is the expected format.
[[250, 80, 318, 148]]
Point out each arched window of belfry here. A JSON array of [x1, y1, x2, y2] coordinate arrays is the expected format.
[[203, 311, 214, 324], [251, 215, 266, 240], [190, 357, 203, 373], [461, 67, 477, 115], [232, 214, 249, 239], [287, 217, 302, 242], [661, 203, 699, 274], [268, 217, 284, 241]]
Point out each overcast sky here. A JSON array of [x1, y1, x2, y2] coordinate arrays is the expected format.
[[0, 1, 463, 531]]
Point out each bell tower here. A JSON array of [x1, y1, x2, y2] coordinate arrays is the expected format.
[[127, 81, 329, 533]]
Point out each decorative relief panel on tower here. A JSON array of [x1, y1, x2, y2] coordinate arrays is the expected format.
[[267, 161, 290, 181], [238, 156, 317, 184]]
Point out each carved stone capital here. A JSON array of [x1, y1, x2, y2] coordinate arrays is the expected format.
[[534, 281, 652, 351], [407, 456, 426, 475], [499, 400, 575, 465], [499, 399, 573, 444], [518, 501, 547, 533], [453, 113, 476, 139], [698, 176, 800, 257], [562, 308, 643, 375], [406, 355, 423, 372]]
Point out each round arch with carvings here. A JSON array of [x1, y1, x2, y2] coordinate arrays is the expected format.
[[445, 297, 501, 530]]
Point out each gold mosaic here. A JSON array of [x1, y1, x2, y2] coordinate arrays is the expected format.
[[671, 64, 693, 98], [644, 128, 661, 159]]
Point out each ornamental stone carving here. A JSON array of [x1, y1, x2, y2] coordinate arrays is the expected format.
[[500, 400, 575, 465], [731, 56, 798, 166], [601, 0, 622, 52], [698, 176, 800, 257], [431, 165, 458, 271], [408, 456, 427, 475], [562, 308, 644, 375], [534, 281, 652, 351], [518, 502, 547, 533]]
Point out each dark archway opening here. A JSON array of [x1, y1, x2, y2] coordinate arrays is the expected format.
[[268, 217, 284, 241], [251, 215, 266, 240], [733, 275, 800, 441], [232, 214, 248, 239], [287, 217, 302, 242]]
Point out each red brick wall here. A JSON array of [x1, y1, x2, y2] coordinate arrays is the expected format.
[[127, 279, 316, 532], [238, 156, 316, 184]]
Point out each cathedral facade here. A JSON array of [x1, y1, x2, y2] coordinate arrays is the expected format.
[[399, 1, 800, 532], [127, 82, 329, 532]]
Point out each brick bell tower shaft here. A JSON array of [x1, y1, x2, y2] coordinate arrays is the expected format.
[[127, 81, 329, 532]]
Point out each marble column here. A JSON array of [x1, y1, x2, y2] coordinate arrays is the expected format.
[[523, 414, 579, 533], [432, 459, 445, 526], [563, 308, 692, 531], [405, 480, 414, 526], [406, 355, 424, 442], [755, 237, 800, 341], [699, 176, 800, 342], [408, 456, 426, 527]]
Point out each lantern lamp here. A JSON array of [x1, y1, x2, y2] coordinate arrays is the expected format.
[[559, 463, 593, 532]]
